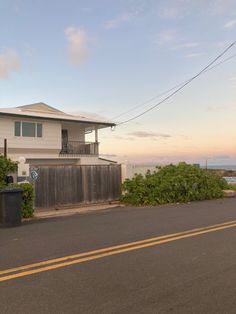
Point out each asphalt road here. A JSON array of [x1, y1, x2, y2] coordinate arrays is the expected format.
[[1, 198, 236, 313]]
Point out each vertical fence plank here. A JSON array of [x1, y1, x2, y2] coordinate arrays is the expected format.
[[34, 164, 121, 209]]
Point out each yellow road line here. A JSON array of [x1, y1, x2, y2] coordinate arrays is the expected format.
[[1, 219, 236, 277], [1, 221, 236, 282]]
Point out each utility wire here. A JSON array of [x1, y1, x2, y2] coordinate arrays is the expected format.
[[111, 52, 236, 121], [116, 41, 236, 126]]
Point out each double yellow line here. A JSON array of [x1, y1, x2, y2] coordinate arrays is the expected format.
[[1, 220, 236, 282]]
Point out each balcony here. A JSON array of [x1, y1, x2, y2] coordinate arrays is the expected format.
[[60, 141, 99, 156]]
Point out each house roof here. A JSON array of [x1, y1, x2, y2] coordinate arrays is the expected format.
[[0, 102, 115, 130]]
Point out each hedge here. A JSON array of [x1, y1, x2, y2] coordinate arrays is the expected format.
[[121, 163, 228, 206], [16, 183, 34, 218], [0, 155, 17, 187], [0, 155, 34, 218]]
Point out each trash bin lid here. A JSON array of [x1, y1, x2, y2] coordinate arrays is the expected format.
[[0, 187, 23, 193]]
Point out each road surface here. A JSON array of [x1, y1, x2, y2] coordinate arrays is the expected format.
[[1, 198, 236, 313]]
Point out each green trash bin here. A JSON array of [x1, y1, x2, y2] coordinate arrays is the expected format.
[[0, 188, 23, 228]]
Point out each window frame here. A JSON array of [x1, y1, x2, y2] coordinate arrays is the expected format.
[[14, 121, 43, 138], [14, 121, 21, 137]]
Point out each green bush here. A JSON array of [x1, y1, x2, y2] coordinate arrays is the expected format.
[[13, 183, 34, 218], [0, 155, 34, 218], [228, 184, 236, 191], [0, 155, 17, 187], [121, 163, 228, 206], [19, 183, 34, 218]]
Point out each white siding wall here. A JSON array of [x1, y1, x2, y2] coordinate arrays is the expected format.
[[78, 157, 113, 165], [121, 164, 159, 182], [0, 115, 97, 163], [0, 116, 61, 149]]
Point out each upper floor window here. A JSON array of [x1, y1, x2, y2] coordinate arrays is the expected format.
[[15, 121, 43, 137]]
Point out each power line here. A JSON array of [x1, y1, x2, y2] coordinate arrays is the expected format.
[[111, 52, 236, 121], [116, 41, 236, 126]]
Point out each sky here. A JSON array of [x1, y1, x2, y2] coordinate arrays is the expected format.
[[0, 0, 236, 165]]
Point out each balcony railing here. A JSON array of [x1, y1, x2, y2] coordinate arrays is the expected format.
[[60, 141, 99, 156]]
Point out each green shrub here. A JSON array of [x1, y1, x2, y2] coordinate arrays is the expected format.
[[121, 163, 229, 206], [13, 183, 34, 218], [20, 183, 34, 218], [228, 184, 236, 191], [0, 155, 34, 218], [0, 155, 17, 187]]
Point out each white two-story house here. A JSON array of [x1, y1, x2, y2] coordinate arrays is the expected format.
[[0, 102, 116, 166]]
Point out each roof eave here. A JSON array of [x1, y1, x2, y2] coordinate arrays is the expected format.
[[0, 112, 116, 128]]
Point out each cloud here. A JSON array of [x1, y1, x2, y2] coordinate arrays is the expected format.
[[155, 29, 179, 45], [184, 52, 204, 58], [208, 104, 236, 111], [65, 27, 89, 65], [229, 77, 236, 88], [158, 0, 195, 19], [208, 40, 234, 49], [159, 0, 235, 19], [127, 131, 171, 139], [208, 105, 225, 111], [213, 155, 232, 160], [104, 12, 134, 29], [161, 7, 181, 19], [175, 42, 200, 49], [224, 19, 236, 28], [208, 0, 235, 15], [113, 135, 135, 141], [160, 1, 189, 19], [0, 50, 20, 79], [80, 7, 91, 12]]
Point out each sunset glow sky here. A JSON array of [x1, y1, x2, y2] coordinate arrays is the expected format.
[[1, 0, 236, 165]]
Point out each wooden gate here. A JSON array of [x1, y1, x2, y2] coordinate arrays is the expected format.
[[34, 164, 122, 209]]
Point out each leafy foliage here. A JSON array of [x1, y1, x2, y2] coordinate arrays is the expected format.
[[121, 163, 228, 205], [12, 183, 34, 218], [0, 155, 17, 187], [228, 184, 236, 191], [20, 183, 34, 218], [0, 155, 34, 218]]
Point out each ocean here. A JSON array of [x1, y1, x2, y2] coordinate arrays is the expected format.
[[205, 165, 236, 171], [124, 164, 236, 180]]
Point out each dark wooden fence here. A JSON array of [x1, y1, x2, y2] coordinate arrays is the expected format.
[[34, 165, 121, 209]]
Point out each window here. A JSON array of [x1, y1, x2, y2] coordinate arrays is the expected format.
[[14, 121, 43, 137], [37, 123, 42, 137], [22, 122, 35, 137], [15, 122, 21, 136]]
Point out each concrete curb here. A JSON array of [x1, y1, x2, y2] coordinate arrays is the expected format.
[[33, 203, 123, 219]]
